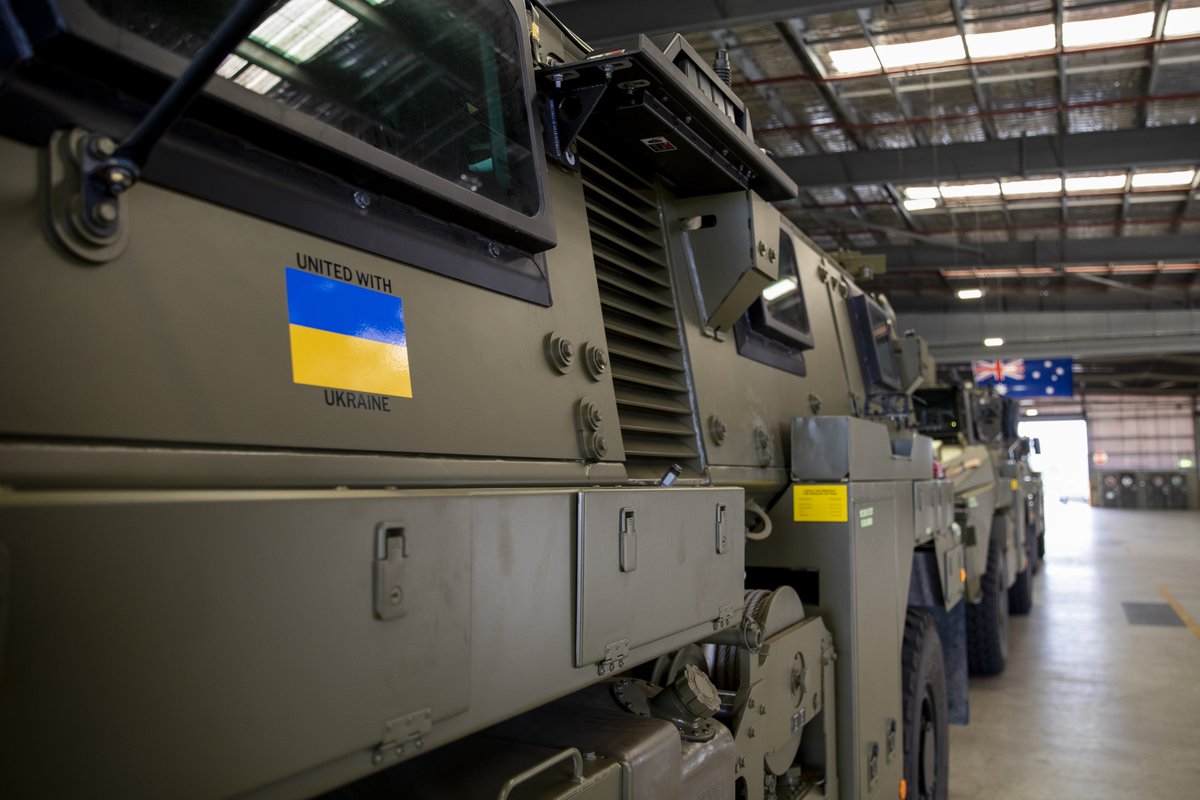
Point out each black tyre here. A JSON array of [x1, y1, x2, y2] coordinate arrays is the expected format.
[[902, 610, 949, 800], [1008, 529, 1034, 615], [967, 534, 1009, 675]]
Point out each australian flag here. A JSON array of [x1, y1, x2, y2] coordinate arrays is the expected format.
[[972, 357, 1073, 398]]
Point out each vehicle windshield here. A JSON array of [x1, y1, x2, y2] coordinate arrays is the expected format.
[[87, 0, 540, 215]]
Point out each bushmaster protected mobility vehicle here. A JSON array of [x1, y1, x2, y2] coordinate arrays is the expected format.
[[0, 1, 999, 798], [914, 383, 1045, 675]]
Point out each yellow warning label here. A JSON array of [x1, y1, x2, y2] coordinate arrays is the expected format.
[[1010, 479, 1019, 491], [793, 484, 849, 522]]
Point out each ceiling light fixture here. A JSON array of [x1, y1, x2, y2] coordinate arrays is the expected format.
[[233, 65, 282, 94], [903, 186, 942, 200], [1001, 177, 1063, 197], [1062, 12, 1155, 48], [250, 0, 358, 63], [828, 46, 883, 74], [903, 198, 939, 211], [939, 182, 1002, 199], [1065, 174, 1127, 193], [1025, 409, 1039, 417], [965, 24, 1056, 59], [956, 288, 984, 300], [874, 35, 966, 69], [1166, 8, 1200, 37], [1130, 169, 1197, 189], [983, 337, 1005, 347]]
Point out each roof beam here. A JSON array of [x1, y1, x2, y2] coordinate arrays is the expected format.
[[547, 0, 877, 45], [870, 234, 1200, 270], [776, 126, 1200, 188]]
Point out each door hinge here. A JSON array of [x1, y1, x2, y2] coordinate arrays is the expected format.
[[371, 708, 432, 766], [598, 638, 630, 675]]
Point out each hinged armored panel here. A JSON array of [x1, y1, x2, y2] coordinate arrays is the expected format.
[[676, 191, 782, 332], [575, 487, 744, 669]]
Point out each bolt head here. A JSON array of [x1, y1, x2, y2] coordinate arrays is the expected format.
[[487, 242, 502, 258], [388, 586, 403, 606], [90, 136, 117, 158], [353, 190, 372, 209], [91, 201, 118, 225]]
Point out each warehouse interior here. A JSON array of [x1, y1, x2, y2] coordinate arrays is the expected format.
[[546, 0, 1200, 796], [1, 1, 1198, 798]]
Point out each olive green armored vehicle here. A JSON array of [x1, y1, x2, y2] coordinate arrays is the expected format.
[[913, 384, 1045, 675], [1, 2, 979, 798]]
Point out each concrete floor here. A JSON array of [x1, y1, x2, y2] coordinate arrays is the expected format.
[[948, 502, 1200, 799]]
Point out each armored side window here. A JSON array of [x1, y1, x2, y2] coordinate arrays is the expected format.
[[88, 0, 541, 216], [734, 231, 815, 375], [846, 293, 902, 394], [33, 0, 553, 280]]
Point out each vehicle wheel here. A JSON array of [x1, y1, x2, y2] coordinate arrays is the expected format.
[[1008, 531, 1034, 615], [902, 609, 948, 800], [967, 534, 1009, 675]]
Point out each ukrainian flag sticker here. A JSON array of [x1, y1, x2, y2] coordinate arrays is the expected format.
[[285, 267, 412, 398]]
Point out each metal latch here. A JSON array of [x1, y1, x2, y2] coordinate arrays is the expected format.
[[715, 503, 728, 555], [598, 639, 630, 675], [714, 602, 739, 631], [371, 708, 432, 766], [374, 523, 408, 621], [619, 508, 637, 572], [886, 718, 897, 762], [867, 741, 879, 790]]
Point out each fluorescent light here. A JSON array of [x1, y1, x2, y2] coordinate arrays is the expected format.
[[966, 24, 1056, 59], [903, 198, 938, 211], [1025, 409, 1039, 417], [1165, 8, 1200, 37], [956, 288, 984, 300], [233, 65, 281, 94], [904, 185, 941, 200], [1062, 12, 1155, 48], [1001, 177, 1063, 197], [983, 337, 1005, 347], [1065, 174, 1127, 193], [829, 46, 882, 74], [251, 0, 358, 63], [874, 35, 966, 69], [216, 54, 249, 79], [1130, 169, 1196, 189], [940, 182, 1001, 199], [762, 277, 799, 302]]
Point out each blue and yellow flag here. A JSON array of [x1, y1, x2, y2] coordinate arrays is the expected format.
[[285, 267, 412, 398]]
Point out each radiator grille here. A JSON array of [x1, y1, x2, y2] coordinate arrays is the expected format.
[[578, 140, 700, 477]]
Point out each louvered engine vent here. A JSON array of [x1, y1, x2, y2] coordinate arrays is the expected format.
[[578, 140, 700, 479]]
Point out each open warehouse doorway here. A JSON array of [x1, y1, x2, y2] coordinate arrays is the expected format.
[[1018, 419, 1090, 505]]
